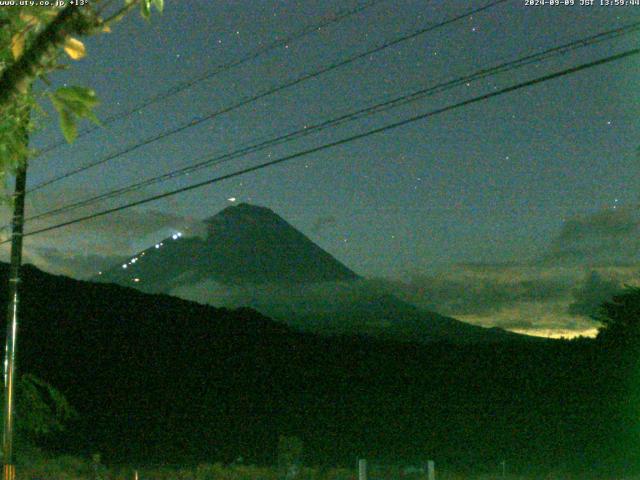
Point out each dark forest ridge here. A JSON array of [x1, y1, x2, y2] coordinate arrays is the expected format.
[[0, 262, 627, 473]]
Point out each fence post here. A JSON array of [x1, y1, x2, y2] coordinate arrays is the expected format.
[[358, 459, 367, 480], [426, 460, 435, 480]]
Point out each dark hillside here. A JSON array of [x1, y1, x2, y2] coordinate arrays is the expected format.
[[0, 264, 634, 474]]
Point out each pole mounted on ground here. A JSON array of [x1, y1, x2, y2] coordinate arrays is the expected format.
[[2, 159, 27, 480], [0, 6, 100, 478]]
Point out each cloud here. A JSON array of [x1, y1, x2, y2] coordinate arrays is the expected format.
[[160, 206, 640, 339], [2, 195, 636, 339], [23, 248, 127, 279], [540, 206, 640, 266], [567, 270, 625, 318], [386, 265, 574, 316], [382, 207, 636, 337], [0, 187, 207, 278], [168, 263, 602, 338], [377, 264, 639, 338], [492, 318, 535, 330], [171, 278, 392, 311]]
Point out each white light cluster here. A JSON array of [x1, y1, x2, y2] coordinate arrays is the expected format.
[[115, 231, 183, 276]]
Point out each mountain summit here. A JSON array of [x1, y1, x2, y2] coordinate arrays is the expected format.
[[97, 203, 535, 343], [97, 203, 359, 291]]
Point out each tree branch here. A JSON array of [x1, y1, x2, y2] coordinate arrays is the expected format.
[[0, 5, 99, 113], [102, 1, 140, 27]]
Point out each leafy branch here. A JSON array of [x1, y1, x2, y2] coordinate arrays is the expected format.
[[0, 0, 163, 191]]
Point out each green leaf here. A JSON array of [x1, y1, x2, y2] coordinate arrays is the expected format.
[[151, 0, 164, 13], [141, 0, 151, 19], [59, 107, 77, 143], [54, 86, 99, 109], [83, 109, 100, 126], [49, 86, 100, 143]]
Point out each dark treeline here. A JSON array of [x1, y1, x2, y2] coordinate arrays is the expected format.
[[1, 264, 638, 476]]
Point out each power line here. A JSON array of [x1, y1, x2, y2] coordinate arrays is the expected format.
[[36, 0, 385, 157], [11, 47, 639, 243], [23, 20, 640, 225], [28, 0, 509, 193]]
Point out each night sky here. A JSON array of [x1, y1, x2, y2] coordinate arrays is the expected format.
[[3, 0, 639, 338]]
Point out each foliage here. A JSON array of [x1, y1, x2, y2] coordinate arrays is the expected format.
[[594, 286, 640, 347], [49, 86, 100, 143], [141, 0, 165, 19], [0, 373, 76, 463], [15, 459, 639, 480], [21, 454, 92, 479], [14, 373, 76, 439], [0, 373, 76, 444], [0, 0, 163, 194], [277, 436, 304, 478], [9, 263, 639, 473]]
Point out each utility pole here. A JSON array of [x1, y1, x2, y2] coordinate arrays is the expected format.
[[2, 158, 27, 480]]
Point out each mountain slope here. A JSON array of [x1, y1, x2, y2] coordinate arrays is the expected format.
[[96, 203, 530, 343], [171, 280, 528, 343], [96, 203, 359, 290]]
